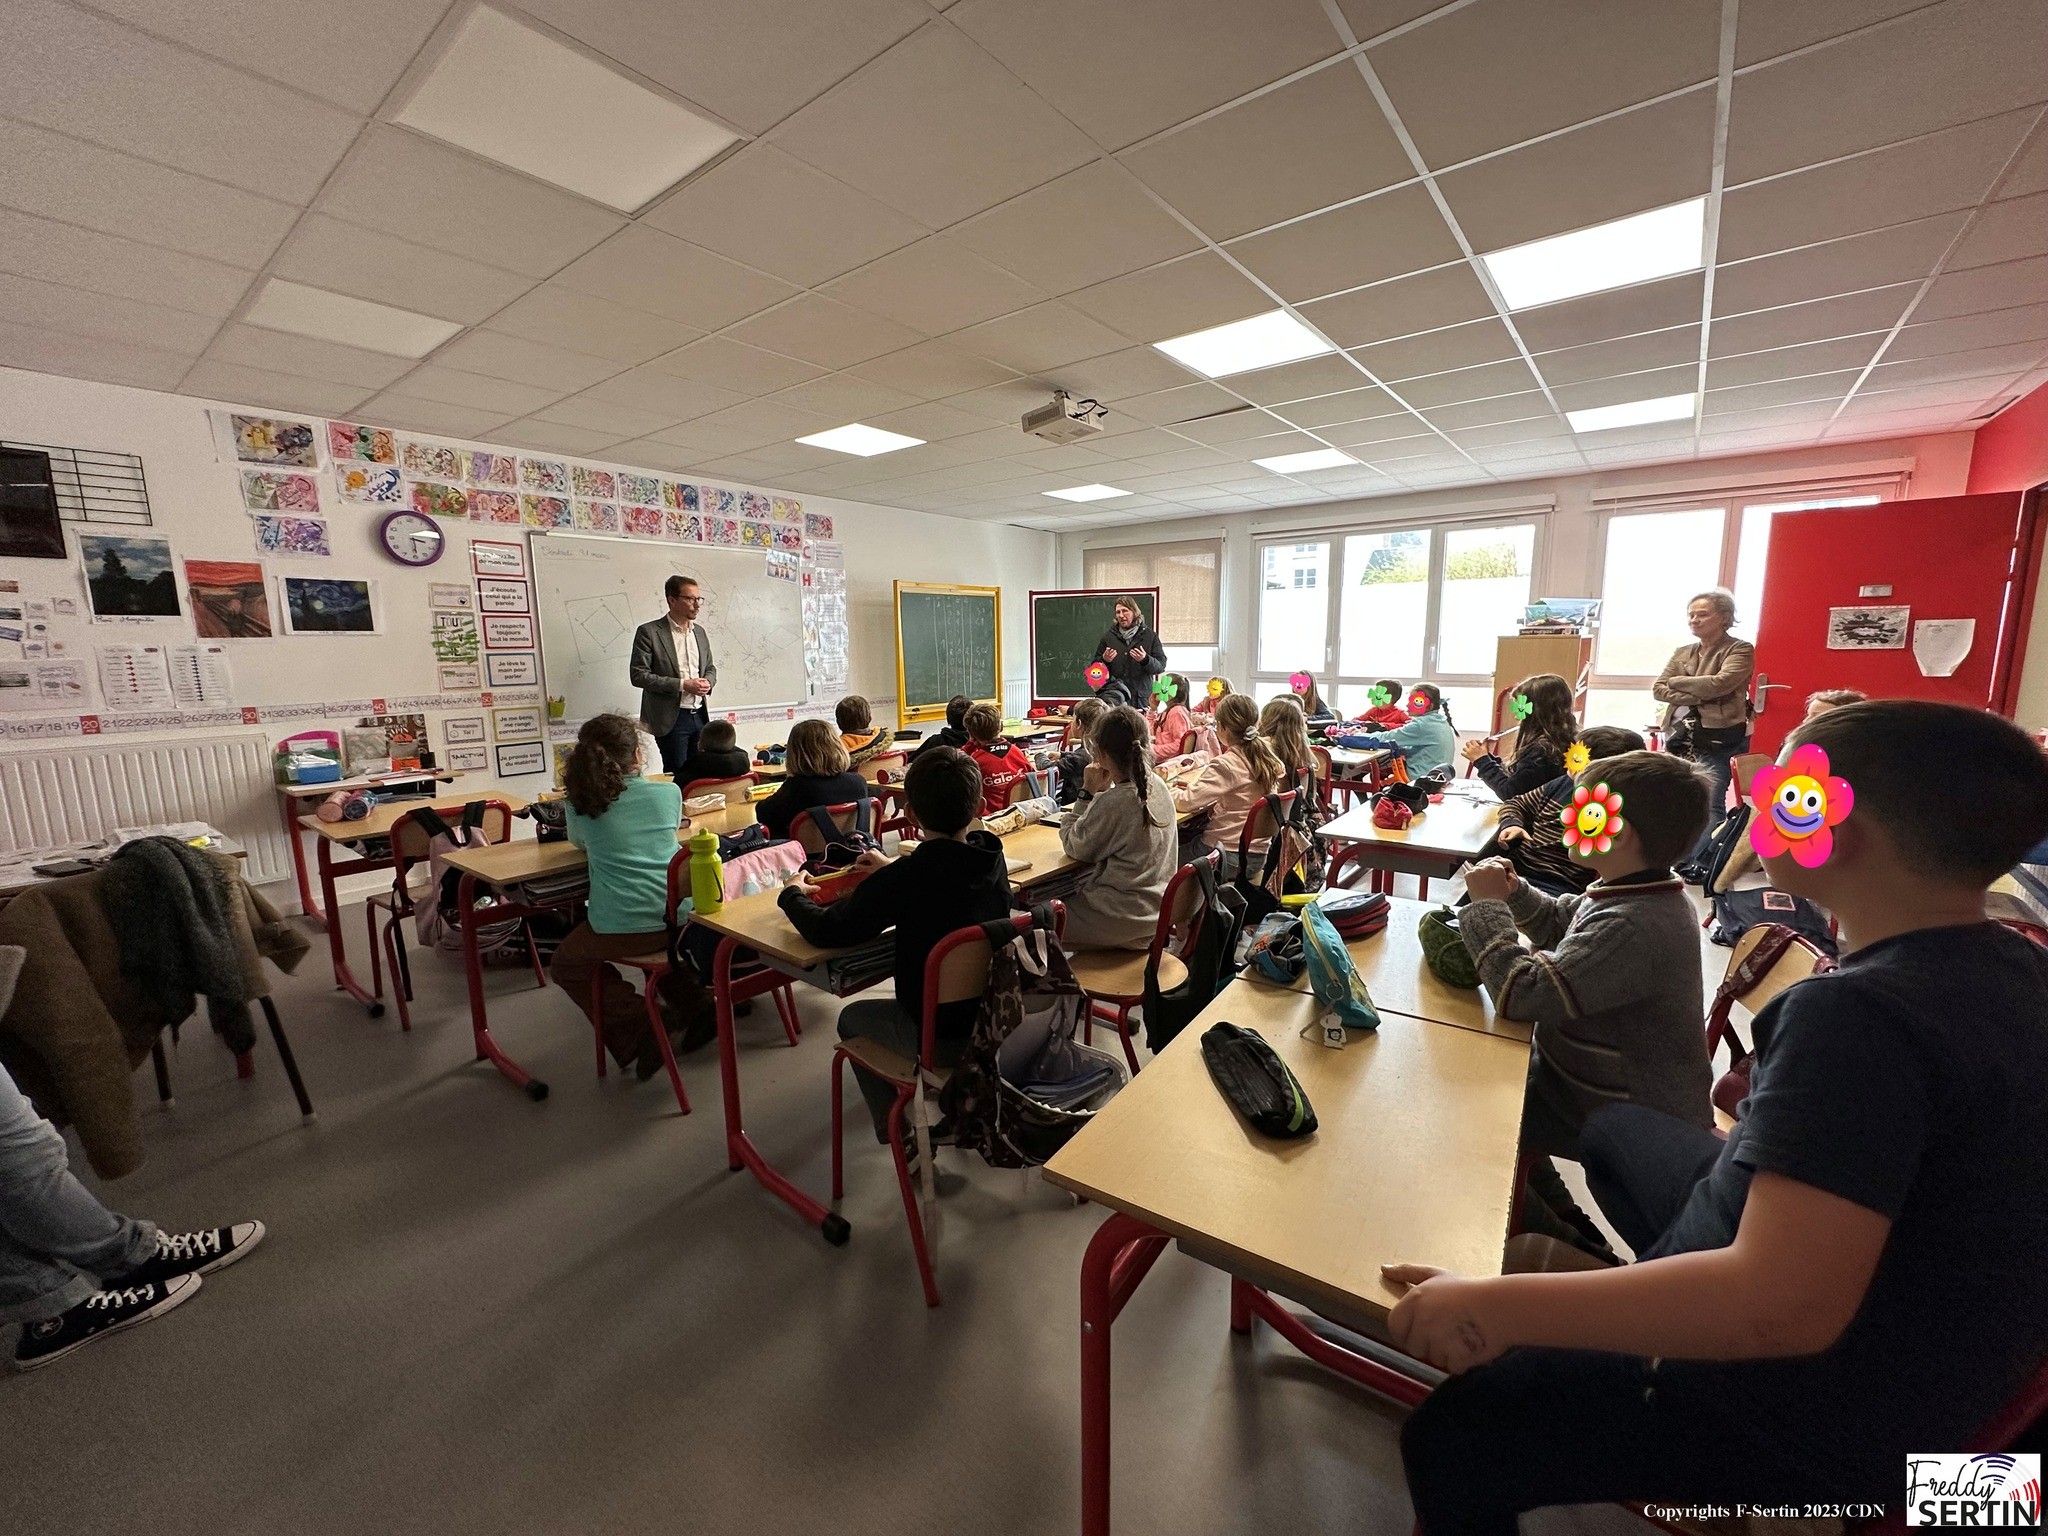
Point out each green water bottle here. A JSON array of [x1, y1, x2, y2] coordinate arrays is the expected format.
[[688, 824, 724, 917]]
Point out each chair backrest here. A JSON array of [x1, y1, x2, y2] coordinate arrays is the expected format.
[[1705, 923, 1829, 1058], [791, 801, 864, 858], [680, 773, 756, 806], [920, 905, 1065, 1058], [1149, 850, 1219, 961], [1238, 788, 1299, 855], [663, 846, 690, 927], [1005, 774, 1040, 805], [1310, 745, 1334, 794], [1729, 751, 1772, 812], [389, 799, 517, 889], [857, 751, 907, 784], [1179, 728, 1198, 757]]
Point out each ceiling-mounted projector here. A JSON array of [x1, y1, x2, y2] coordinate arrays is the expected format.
[[1022, 389, 1106, 445]]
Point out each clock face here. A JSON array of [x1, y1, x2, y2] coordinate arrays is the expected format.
[[379, 511, 445, 567]]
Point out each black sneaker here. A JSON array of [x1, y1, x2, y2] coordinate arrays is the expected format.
[[13, 1275, 203, 1372], [122, 1222, 266, 1287]]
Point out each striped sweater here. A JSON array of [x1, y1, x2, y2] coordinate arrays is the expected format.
[[1494, 773, 1594, 894], [1459, 872, 1712, 1137]]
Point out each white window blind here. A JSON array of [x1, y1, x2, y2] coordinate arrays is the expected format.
[[1083, 538, 1221, 646]]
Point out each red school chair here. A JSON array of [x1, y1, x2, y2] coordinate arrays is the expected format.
[[678, 772, 757, 807], [589, 848, 694, 1115], [829, 905, 1064, 1308], [1066, 852, 1216, 1075]]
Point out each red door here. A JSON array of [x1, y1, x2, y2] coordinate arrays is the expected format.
[[1749, 492, 2035, 756]]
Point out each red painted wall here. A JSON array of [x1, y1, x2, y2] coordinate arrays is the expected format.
[[1968, 379, 2048, 493]]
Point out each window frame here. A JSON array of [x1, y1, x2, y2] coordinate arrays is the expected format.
[[1082, 534, 1224, 647]]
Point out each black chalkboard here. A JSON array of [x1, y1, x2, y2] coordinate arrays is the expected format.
[[1030, 589, 1158, 702], [896, 584, 1000, 723]]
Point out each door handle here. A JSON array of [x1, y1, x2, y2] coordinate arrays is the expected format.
[[1753, 674, 1791, 714]]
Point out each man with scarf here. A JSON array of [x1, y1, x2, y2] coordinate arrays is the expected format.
[[1091, 595, 1167, 705]]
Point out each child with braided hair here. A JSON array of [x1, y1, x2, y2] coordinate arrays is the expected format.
[[1057, 704, 1178, 949]]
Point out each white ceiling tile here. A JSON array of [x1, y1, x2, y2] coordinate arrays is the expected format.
[[687, 399, 840, 451], [0, 118, 297, 270], [1718, 109, 2035, 263], [726, 294, 925, 369], [1068, 253, 1277, 343], [649, 336, 826, 394], [483, 285, 700, 366], [1370, 0, 1722, 166], [1275, 385, 1403, 429], [1837, 378, 2006, 416], [1297, 265, 1494, 349], [597, 438, 704, 474], [1044, 346, 1200, 403], [1705, 334, 1887, 389], [1110, 383, 1247, 426], [203, 323, 417, 391], [428, 330, 622, 393], [552, 227, 798, 329], [0, 320, 197, 392], [1703, 370, 1863, 413], [1725, 0, 2048, 182], [1532, 326, 1702, 386], [846, 340, 1019, 400], [0, 272, 219, 354], [384, 363, 565, 416], [768, 373, 923, 420], [1997, 125, 2048, 200], [1438, 90, 1717, 253], [1411, 384, 1550, 424], [5, 0, 363, 201], [1120, 62, 1414, 243], [1864, 342, 2048, 390], [581, 367, 746, 419], [1352, 318, 1522, 382], [513, 0, 928, 137], [1226, 185, 1462, 303], [1950, 194, 2048, 272], [951, 0, 1340, 151], [1172, 408, 1300, 444], [948, 162, 1202, 296], [1712, 214, 1966, 315], [1885, 303, 2048, 360], [1226, 354, 1375, 406], [823, 237, 1047, 336], [488, 420, 628, 456], [315, 125, 625, 279], [1319, 415, 1438, 449], [1707, 284, 1918, 354], [270, 214, 530, 326], [354, 392, 520, 438], [0, 206, 251, 318], [1734, 0, 1933, 66], [771, 24, 1096, 227], [1915, 255, 2048, 321], [1551, 366, 1700, 412], [525, 394, 681, 438], [1447, 417, 1576, 449], [945, 301, 1133, 373], [185, 360, 377, 417], [1512, 272, 1706, 351], [944, 379, 1078, 425], [641, 145, 926, 287]]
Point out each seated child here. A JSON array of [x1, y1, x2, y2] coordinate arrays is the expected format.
[[780, 748, 1013, 1140], [1394, 701, 2048, 1527], [1459, 750, 1713, 1250], [1491, 726, 1646, 895], [1051, 696, 1106, 805], [1150, 673, 1195, 758], [1172, 692, 1288, 880], [963, 703, 1032, 814], [671, 718, 750, 790], [1803, 686, 1866, 722], [1462, 673, 1577, 798], [1258, 693, 1319, 796], [1192, 676, 1232, 720], [1332, 682, 1459, 778], [1354, 677, 1412, 731], [554, 713, 707, 1073], [1058, 705, 1177, 950], [1290, 669, 1336, 724], [908, 694, 974, 760], [757, 717, 868, 842], [836, 694, 893, 769]]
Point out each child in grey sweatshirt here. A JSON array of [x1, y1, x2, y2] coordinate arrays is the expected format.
[[1058, 705, 1178, 950]]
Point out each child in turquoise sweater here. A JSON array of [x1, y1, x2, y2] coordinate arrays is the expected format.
[[1330, 682, 1459, 777]]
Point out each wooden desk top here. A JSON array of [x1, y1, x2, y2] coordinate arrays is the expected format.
[[298, 791, 533, 842], [1322, 746, 1389, 772], [1044, 978, 1530, 1321], [682, 886, 847, 970], [1001, 821, 1075, 890], [279, 768, 456, 800], [1268, 894, 1524, 1043], [1319, 790, 1499, 858]]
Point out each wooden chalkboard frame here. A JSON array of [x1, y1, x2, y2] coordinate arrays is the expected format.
[[893, 580, 1003, 726], [1028, 586, 1161, 705]]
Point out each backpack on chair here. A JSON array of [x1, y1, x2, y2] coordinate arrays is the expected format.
[[798, 800, 881, 874], [410, 802, 525, 959], [1140, 856, 1245, 1053]]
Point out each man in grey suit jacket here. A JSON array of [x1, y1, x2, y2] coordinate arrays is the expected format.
[[629, 574, 718, 777]]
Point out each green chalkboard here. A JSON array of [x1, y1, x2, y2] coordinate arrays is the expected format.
[[895, 583, 1001, 723], [1030, 589, 1159, 702]]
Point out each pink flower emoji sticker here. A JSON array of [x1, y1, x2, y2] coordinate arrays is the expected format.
[[1747, 744, 1853, 868], [1559, 782, 1625, 858]]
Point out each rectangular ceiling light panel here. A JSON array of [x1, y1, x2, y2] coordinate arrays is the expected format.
[[1154, 309, 1335, 378], [795, 423, 926, 456], [1253, 447, 1357, 473], [1044, 484, 1130, 501], [1565, 392, 1697, 433], [1482, 199, 1707, 311], [244, 278, 463, 357], [396, 7, 739, 212]]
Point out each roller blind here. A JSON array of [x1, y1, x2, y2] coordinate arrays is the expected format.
[[1082, 538, 1221, 646]]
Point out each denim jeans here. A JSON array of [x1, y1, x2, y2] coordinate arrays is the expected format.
[[0, 1060, 155, 1324], [653, 711, 704, 779]]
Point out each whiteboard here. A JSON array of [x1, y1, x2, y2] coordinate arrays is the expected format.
[[530, 533, 807, 724]]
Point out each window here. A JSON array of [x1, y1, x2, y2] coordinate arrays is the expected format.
[[1084, 537, 1221, 646], [1438, 524, 1536, 677], [1258, 539, 1330, 673]]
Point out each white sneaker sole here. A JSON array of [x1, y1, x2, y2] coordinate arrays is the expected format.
[[192, 1220, 266, 1277], [12, 1273, 203, 1373]]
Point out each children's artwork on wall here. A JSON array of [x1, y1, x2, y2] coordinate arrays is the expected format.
[[738, 491, 769, 518], [335, 463, 404, 505], [428, 582, 472, 610], [431, 610, 480, 662], [705, 487, 736, 516], [494, 740, 547, 777], [623, 505, 664, 538], [410, 481, 468, 520], [465, 450, 517, 488], [279, 576, 379, 635], [401, 441, 462, 481], [739, 520, 771, 549], [327, 421, 395, 464], [185, 559, 272, 639], [520, 458, 569, 495], [619, 473, 660, 507], [485, 651, 538, 688], [707, 517, 739, 545], [771, 497, 802, 523], [1826, 605, 1910, 650], [476, 578, 530, 613], [773, 525, 803, 553], [469, 540, 525, 578], [766, 550, 799, 583], [521, 494, 571, 530], [443, 715, 486, 744], [666, 511, 701, 542], [482, 614, 534, 649], [232, 415, 318, 467], [572, 500, 620, 533], [79, 533, 182, 620], [804, 512, 833, 540], [252, 514, 330, 557], [663, 481, 697, 511], [241, 470, 321, 512], [571, 466, 616, 500], [467, 489, 520, 525]]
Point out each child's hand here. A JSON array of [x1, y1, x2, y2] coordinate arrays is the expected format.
[[1460, 738, 1486, 763], [1497, 826, 1528, 846], [853, 849, 890, 872], [790, 872, 823, 898], [1463, 858, 1519, 903], [1081, 761, 1113, 795], [1382, 1265, 1502, 1374]]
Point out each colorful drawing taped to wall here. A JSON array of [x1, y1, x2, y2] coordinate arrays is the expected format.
[[467, 489, 520, 526], [739, 521, 771, 549], [662, 481, 698, 511], [411, 481, 468, 519], [619, 473, 660, 506], [573, 500, 621, 533], [185, 559, 272, 639], [431, 610, 480, 662], [804, 512, 834, 540], [521, 495, 571, 530], [622, 505, 664, 538], [771, 497, 802, 523], [705, 487, 737, 516], [520, 458, 569, 495], [401, 441, 462, 481], [233, 415, 317, 467], [465, 450, 517, 488], [570, 467, 616, 501], [252, 515, 330, 557], [80, 532, 181, 619], [773, 525, 803, 553], [707, 517, 740, 546], [335, 463, 404, 505], [280, 576, 378, 635], [241, 470, 320, 512], [766, 550, 799, 583], [740, 491, 770, 518], [666, 511, 702, 542], [327, 421, 394, 464]]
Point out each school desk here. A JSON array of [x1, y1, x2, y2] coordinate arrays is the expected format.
[[279, 769, 453, 928], [1318, 788, 1500, 895], [1042, 978, 1530, 1534]]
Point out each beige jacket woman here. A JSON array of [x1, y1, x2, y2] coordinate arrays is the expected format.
[[1653, 637, 1756, 730]]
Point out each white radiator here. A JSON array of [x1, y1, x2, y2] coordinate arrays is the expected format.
[[0, 733, 288, 885]]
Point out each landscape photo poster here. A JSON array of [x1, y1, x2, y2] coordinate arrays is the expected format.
[[185, 559, 272, 639], [279, 575, 380, 635], [79, 532, 182, 620]]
